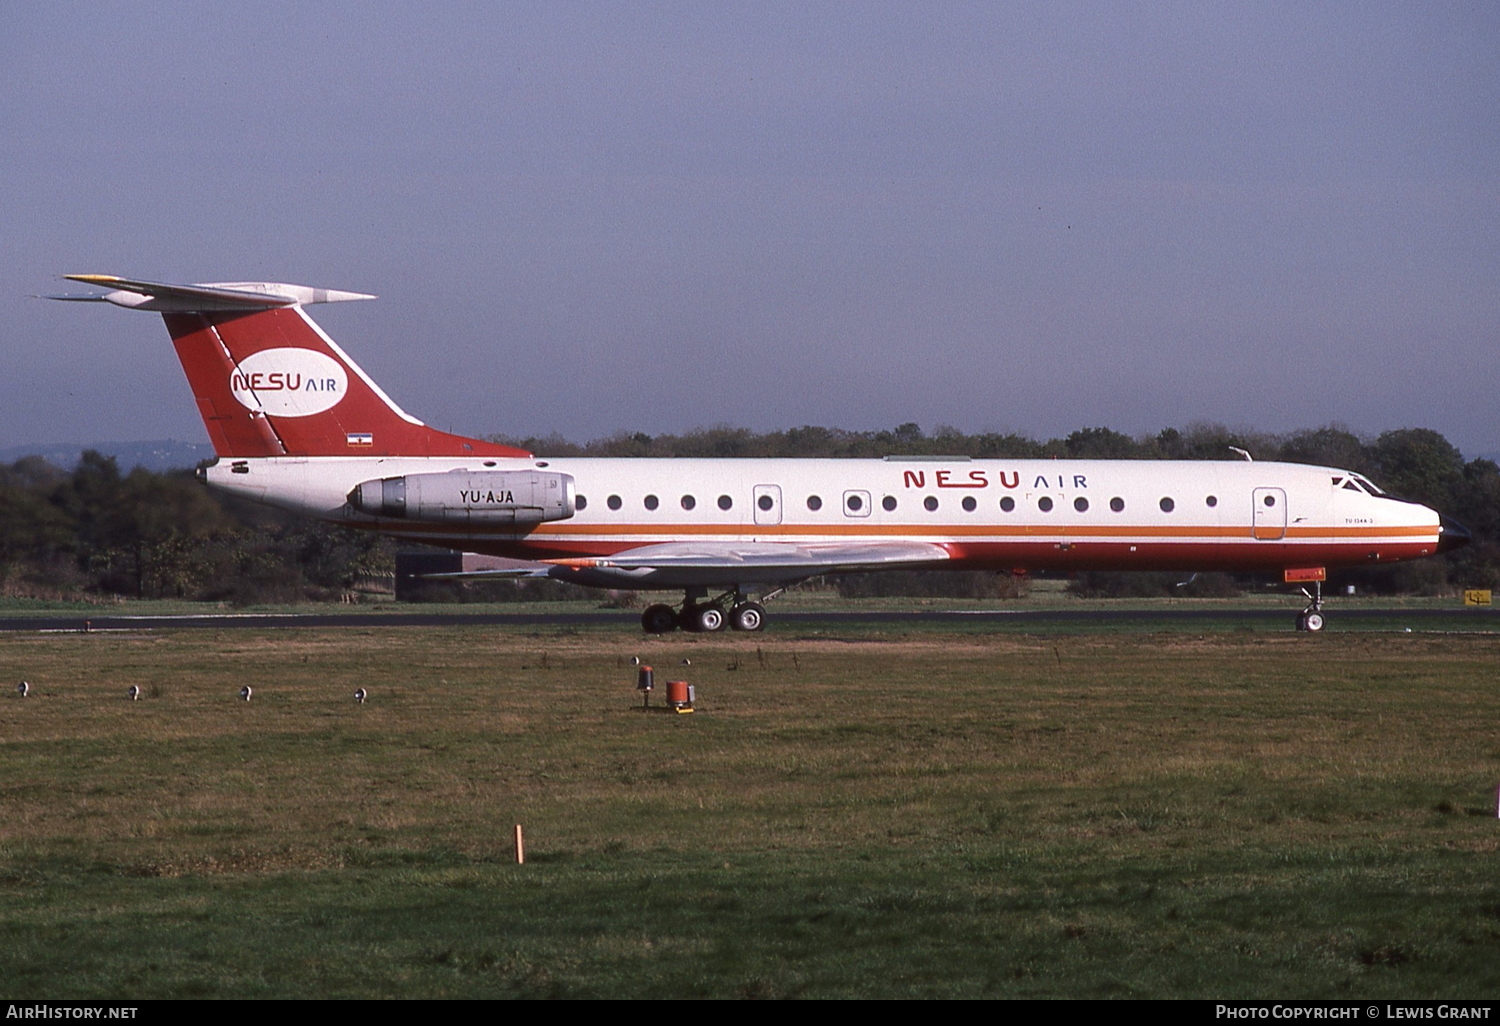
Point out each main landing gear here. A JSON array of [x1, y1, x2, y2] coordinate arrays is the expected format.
[[641, 587, 771, 634], [1295, 581, 1326, 632]]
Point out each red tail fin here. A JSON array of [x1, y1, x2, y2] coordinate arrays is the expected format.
[[163, 307, 528, 458], [57, 275, 529, 459]]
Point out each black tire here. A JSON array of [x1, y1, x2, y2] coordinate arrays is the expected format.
[[641, 604, 678, 634], [690, 604, 727, 633], [730, 602, 766, 632]]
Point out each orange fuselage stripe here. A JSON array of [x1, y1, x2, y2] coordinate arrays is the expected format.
[[375, 520, 1434, 542], [531, 523, 1434, 540]]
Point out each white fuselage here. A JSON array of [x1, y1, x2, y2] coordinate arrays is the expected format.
[[204, 455, 1445, 587]]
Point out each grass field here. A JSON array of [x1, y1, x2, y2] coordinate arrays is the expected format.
[[2, 619, 1499, 997]]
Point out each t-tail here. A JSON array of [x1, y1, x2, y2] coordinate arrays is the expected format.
[[53, 275, 530, 460]]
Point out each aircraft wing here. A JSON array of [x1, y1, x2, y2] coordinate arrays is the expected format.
[[421, 541, 951, 587], [421, 566, 556, 580], [558, 540, 952, 573]]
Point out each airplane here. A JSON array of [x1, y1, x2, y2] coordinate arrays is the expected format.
[[53, 274, 1470, 634]]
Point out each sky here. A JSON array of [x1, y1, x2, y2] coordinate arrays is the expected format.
[[3, 2, 1498, 457]]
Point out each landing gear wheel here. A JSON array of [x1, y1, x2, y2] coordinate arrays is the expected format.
[[686, 604, 727, 633], [1294, 580, 1327, 633], [730, 602, 766, 632], [642, 604, 678, 634]]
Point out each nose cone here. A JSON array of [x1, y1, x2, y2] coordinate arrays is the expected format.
[[1437, 514, 1472, 553]]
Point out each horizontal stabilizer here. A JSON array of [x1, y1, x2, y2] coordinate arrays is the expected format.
[[54, 275, 375, 312]]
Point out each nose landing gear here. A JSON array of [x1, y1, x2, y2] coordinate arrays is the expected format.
[[1296, 581, 1325, 632]]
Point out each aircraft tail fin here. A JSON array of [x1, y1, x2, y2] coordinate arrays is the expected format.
[[58, 275, 531, 460]]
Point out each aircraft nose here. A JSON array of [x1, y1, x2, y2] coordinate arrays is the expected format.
[[1437, 514, 1472, 553]]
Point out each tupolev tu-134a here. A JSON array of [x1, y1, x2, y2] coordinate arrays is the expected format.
[[54, 275, 1469, 634]]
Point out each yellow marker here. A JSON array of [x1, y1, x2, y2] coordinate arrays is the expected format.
[[1464, 589, 1492, 606]]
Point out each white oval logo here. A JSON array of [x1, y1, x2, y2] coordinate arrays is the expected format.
[[229, 348, 348, 417]]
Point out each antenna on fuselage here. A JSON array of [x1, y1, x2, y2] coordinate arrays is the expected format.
[[1229, 447, 1253, 461]]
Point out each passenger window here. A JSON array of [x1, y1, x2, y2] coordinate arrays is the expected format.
[[644, 494, 659, 510], [924, 496, 938, 512], [882, 496, 897, 511], [1109, 497, 1124, 512], [962, 496, 976, 512], [1074, 497, 1088, 512], [807, 495, 822, 511], [1159, 497, 1175, 513], [607, 495, 622, 511], [844, 490, 871, 517], [576, 495, 588, 510], [717, 495, 733, 511], [758, 494, 774, 511], [1206, 495, 1218, 507], [1000, 496, 1016, 512], [1038, 497, 1054, 512], [681, 495, 696, 510]]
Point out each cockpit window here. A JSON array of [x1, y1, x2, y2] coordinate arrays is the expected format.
[[1335, 473, 1385, 495]]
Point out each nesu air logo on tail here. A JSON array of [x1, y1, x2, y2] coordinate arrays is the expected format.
[[229, 348, 347, 417]]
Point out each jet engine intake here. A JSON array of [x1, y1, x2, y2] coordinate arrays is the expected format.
[[348, 470, 575, 524]]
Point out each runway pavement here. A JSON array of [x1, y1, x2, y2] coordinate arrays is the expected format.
[[0, 606, 1495, 632]]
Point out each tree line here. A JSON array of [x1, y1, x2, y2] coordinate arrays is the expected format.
[[0, 422, 1494, 604], [0, 452, 392, 605]]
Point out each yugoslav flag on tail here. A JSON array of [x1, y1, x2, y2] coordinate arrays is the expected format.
[[54, 276, 531, 460]]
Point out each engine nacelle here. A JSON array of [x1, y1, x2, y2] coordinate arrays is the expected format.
[[348, 470, 575, 524]]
